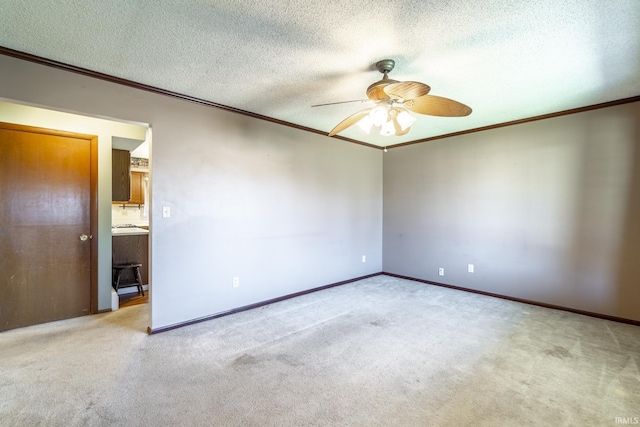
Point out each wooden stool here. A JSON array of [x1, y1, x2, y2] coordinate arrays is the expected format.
[[112, 263, 144, 296]]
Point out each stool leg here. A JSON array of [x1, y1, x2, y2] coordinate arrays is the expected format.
[[134, 266, 144, 296], [114, 269, 122, 292]]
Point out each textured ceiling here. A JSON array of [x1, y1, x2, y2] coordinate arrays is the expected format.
[[1, 0, 639, 148]]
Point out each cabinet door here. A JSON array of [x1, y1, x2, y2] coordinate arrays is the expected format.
[[130, 172, 145, 204], [112, 149, 130, 202]]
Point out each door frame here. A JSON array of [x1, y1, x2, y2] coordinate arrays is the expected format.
[[0, 122, 99, 314]]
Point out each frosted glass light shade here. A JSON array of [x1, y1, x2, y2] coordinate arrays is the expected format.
[[396, 109, 416, 131], [357, 114, 373, 133], [380, 119, 395, 136], [355, 103, 415, 136], [370, 103, 389, 126]]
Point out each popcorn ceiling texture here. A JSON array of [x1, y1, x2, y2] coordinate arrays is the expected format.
[[1, 0, 639, 146]]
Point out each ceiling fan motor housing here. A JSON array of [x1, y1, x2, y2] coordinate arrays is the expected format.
[[376, 59, 395, 74]]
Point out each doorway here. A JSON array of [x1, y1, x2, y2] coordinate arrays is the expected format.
[[112, 136, 151, 309], [0, 122, 98, 332]]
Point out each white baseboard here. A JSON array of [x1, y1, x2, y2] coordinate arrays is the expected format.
[[111, 289, 119, 311]]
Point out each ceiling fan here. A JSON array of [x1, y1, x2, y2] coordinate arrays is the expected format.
[[313, 59, 472, 137]]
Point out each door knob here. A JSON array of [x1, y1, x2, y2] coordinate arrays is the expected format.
[[79, 234, 89, 241]]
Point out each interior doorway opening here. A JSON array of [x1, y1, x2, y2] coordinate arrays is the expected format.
[[111, 131, 152, 310], [0, 98, 152, 330]]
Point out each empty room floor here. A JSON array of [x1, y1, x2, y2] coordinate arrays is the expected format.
[[1, 275, 638, 426]]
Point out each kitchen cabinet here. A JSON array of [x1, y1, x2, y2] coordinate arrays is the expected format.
[[129, 171, 146, 205], [112, 233, 149, 286], [112, 149, 130, 202], [113, 147, 148, 206]]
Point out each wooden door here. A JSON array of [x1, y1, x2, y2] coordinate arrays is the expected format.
[[0, 122, 98, 332]]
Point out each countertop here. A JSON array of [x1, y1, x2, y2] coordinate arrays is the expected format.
[[111, 227, 149, 236]]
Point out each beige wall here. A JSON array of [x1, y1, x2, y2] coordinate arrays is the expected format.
[[2, 51, 637, 327], [0, 54, 383, 330], [383, 101, 640, 321]]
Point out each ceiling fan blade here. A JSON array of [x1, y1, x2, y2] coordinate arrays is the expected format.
[[406, 95, 472, 117], [328, 108, 373, 136], [312, 99, 371, 107], [384, 81, 431, 100]]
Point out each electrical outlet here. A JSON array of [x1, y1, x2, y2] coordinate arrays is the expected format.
[[438, 268, 445, 276], [232, 277, 239, 288], [162, 206, 171, 218], [362, 255, 366, 263], [468, 264, 474, 273]]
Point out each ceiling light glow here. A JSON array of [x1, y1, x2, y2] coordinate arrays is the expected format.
[[356, 103, 417, 137], [370, 103, 389, 126], [357, 114, 373, 133], [395, 109, 416, 131], [380, 119, 396, 136]]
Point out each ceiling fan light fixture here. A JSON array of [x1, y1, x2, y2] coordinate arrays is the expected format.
[[354, 104, 415, 137], [395, 109, 416, 131], [380, 119, 396, 136], [370, 102, 390, 126], [357, 114, 374, 133]]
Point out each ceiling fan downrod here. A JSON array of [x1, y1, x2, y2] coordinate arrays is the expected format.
[[367, 59, 398, 100]]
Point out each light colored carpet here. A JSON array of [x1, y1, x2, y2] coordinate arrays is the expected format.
[[1, 275, 639, 426]]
